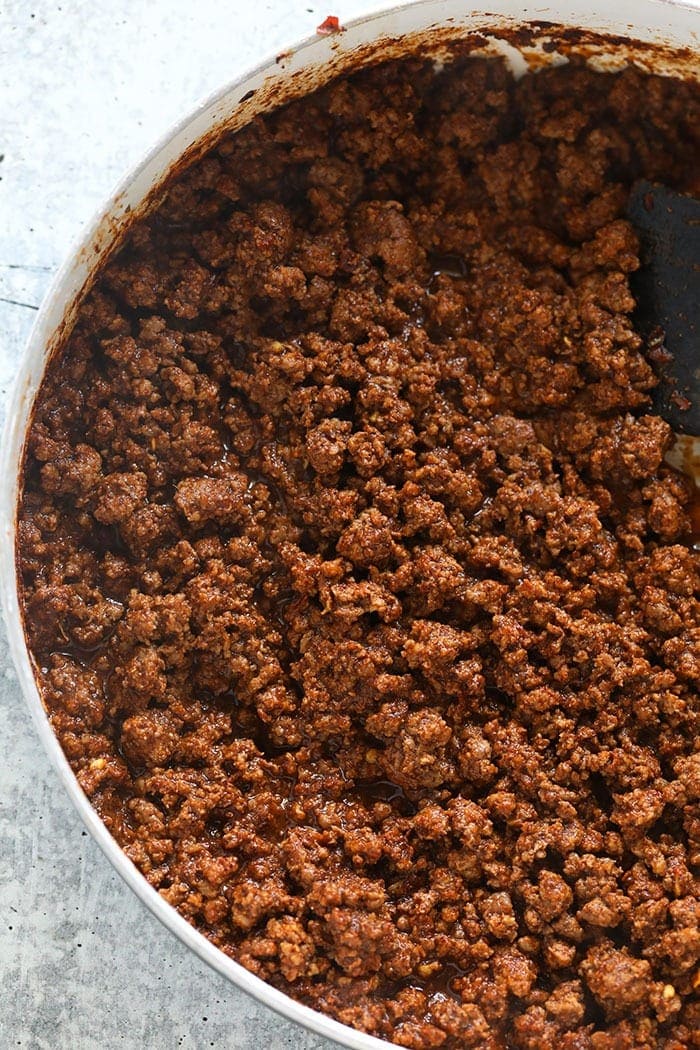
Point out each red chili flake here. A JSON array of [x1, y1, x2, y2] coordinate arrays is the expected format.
[[317, 15, 342, 35], [646, 327, 673, 366], [647, 344, 673, 366], [670, 391, 692, 411]]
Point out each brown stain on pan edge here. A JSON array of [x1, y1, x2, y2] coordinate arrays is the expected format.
[[15, 16, 700, 611]]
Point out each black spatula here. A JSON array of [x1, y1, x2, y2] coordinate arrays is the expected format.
[[627, 180, 700, 437]]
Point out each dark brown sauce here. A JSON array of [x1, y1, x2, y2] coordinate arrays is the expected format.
[[427, 252, 469, 295], [428, 252, 469, 279], [381, 960, 468, 1004], [350, 777, 418, 817], [688, 485, 700, 549]]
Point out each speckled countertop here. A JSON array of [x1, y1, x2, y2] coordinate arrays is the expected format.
[[0, 3, 378, 1047]]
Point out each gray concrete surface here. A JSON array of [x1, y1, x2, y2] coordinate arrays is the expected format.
[[0, 2, 379, 1047]]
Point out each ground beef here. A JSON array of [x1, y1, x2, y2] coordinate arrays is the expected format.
[[18, 49, 700, 1050]]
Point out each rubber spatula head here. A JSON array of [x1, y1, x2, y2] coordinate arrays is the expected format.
[[627, 180, 700, 436]]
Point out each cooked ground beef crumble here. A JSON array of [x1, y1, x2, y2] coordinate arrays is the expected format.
[[18, 52, 700, 1049]]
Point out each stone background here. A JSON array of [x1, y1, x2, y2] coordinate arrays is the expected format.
[[1, 2, 378, 1047]]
